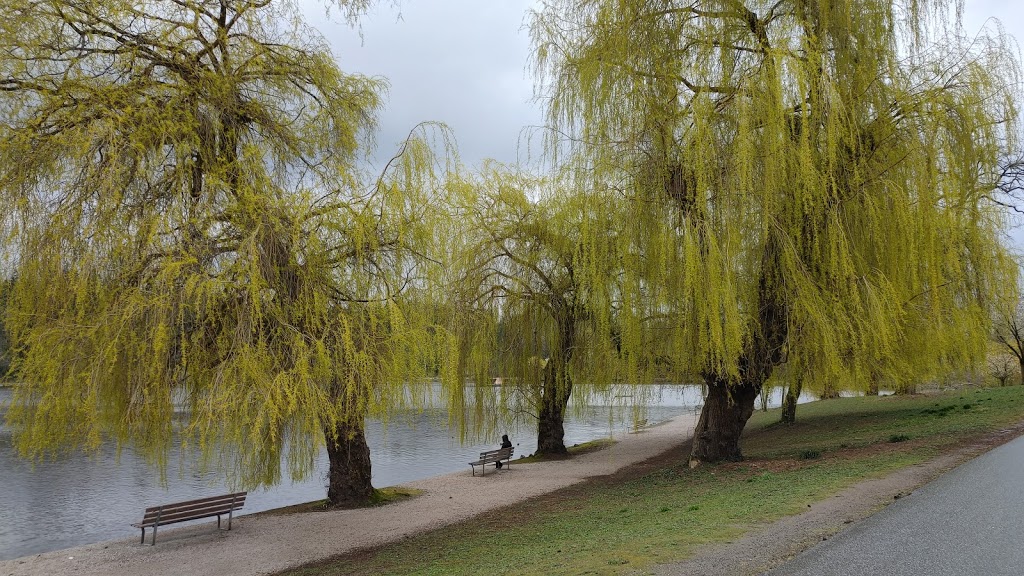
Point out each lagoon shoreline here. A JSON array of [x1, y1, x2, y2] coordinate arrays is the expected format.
[[0, 412, 700, 576], [0, 384, 709, 562]]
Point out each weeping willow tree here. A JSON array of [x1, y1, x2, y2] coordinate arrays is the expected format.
[[449, 162, 625, 456], [531, 0, 1021, 462], [0, 0, 454, 507]]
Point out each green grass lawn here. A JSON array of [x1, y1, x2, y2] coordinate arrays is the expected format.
[[279, 385, 1024, 576]]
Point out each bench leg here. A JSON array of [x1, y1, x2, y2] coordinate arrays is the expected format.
[[228, 494, 236, 530], [151, 524, 158, 546], [140, 528, 145, 545]]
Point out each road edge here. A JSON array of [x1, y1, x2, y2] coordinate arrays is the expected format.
[[651, 422, 1024, 576]]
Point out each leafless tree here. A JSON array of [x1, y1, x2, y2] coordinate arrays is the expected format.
[[993, 298, 1024, 386]]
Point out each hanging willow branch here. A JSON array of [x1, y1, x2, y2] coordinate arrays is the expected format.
[[0, 0, 459, 489], [531, 0, 1021, 398]]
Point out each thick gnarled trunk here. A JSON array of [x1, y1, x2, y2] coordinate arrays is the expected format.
[[536, 356, 572, 456], [537, 376, 570, 456], [690, 378, 761, 462], [536, 316, 574, 457], [691, 235, 787, 463], [325, 418, 373, 508]]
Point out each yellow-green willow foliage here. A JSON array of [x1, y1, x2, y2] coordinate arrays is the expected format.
[[0, 0, 455, 495], [531, 0, 1021, 460], [447, 162, 626, 454]]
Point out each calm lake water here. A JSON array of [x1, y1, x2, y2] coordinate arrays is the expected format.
[[0, 383, 802, 560]]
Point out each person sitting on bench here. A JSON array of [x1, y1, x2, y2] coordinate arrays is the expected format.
[[495, 434, 513, 469]]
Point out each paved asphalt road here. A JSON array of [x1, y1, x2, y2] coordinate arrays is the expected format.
[[768, 433, 1024, 576]]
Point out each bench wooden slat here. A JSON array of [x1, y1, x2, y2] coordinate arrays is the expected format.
[[142, 491, 245, 508], [136, 503, 245, 527], [133, 491, 246, 545], [139, 493, 247, 522]]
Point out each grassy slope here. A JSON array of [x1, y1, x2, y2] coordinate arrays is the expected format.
[[282, 385, 1024, 576]]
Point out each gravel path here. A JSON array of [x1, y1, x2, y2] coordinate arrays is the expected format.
[[0, 412, 699, 576]]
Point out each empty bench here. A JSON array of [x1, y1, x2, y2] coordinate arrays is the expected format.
[[469, 446, 513, 476], [132, 491, 247, 545]]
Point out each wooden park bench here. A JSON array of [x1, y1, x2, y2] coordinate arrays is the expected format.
[[132, 491, 247, 545], [469, 446, 514, 476]]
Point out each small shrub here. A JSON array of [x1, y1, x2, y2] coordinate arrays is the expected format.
[[798, 449, 821, 460], [889, 434, 910, 443]]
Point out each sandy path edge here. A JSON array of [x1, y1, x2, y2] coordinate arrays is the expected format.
[[0, 412, 700, 576]]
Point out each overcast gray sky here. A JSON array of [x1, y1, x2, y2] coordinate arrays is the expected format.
[[304, 1, 538, 167], [305, 0, 1023, 169]]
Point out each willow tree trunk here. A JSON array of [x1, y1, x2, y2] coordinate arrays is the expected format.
[[820, 382, 841, 399], [1018, 358, 1024, 386], [536, 315, 575, 457], [691, 236, 786, 463], [896, 382, 918, 395], [537, 376, 570, 456], [325, 418, 373, 508], [690, 378, 761, 462], [780, 378, 802, 424]]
